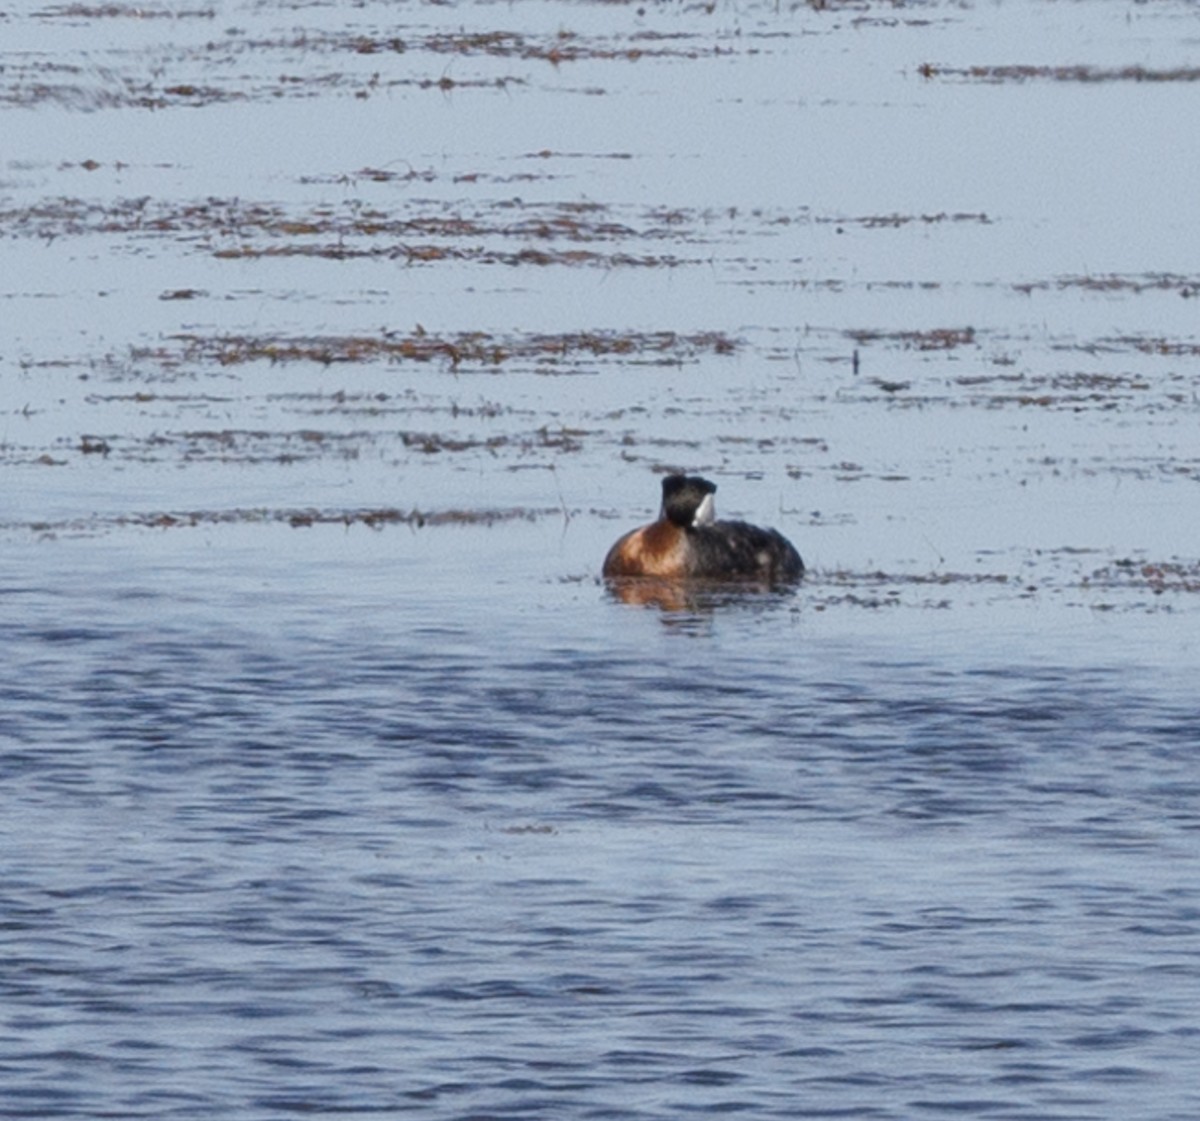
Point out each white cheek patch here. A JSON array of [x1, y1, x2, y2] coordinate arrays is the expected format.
[[693, 492, 716, 526]]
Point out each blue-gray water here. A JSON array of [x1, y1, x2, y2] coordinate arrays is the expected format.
[[6, 0, 1200, 1114], [3, 533, 1199, 1119]]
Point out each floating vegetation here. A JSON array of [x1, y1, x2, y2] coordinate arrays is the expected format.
[[1014, 273, 1200, 297], [3, 195, 649, 243], [0, 190, 995, 274], [1050, 335, 1200, 363], [34, 3, 215, 18], [170, 328, 738, 372], [210, 243, 683, 267], [790, 567, 1018, 612], [38, 424, 589, 466], [920, 63, 1200, 83], [803, 556, 1200, 612], [257, 26, 735, 67], [0, 21, 787, 109], [403, 28, 717, 65], [821, 212, 991, 230], [18, 504, 563, 537], [846, 326, 977, 350], [0, 55, 524, 110], [302, 163, 570, 189], [951, 369, 1159, 410], [1122, 337, 1200, 358], [1084, 559, 1200, 595], [826, 569, 1011, 587], [0, 195, 759, 269]]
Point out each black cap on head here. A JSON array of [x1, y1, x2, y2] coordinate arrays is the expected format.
[[661, 474, 717, 527]]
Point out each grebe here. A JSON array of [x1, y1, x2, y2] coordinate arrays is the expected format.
[[603, 474, 803, 583]]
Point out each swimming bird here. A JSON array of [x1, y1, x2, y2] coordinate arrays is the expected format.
[[603, 474, 803, 583]]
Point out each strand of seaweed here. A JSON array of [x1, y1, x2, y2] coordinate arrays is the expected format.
[[19, 504, 563, 536], [168, 329, 738, 370], [919, 62, 1200, 83]]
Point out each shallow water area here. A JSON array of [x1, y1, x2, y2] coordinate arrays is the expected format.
[[4, 0, 1200, 1116]]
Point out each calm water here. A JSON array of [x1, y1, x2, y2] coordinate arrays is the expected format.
[[5, 0, 1200, 1115]]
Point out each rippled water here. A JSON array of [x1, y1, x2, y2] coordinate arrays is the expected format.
[[3, 529, 1199, 1119]]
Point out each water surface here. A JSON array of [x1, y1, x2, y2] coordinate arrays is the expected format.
[[3, 0, 1200, 1116]]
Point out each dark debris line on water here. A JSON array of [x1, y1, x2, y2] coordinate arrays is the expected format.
[[0, 20, 804, 108], [16, 504, 561, 535], [919, 62, 1200, 83], [0, 192, 998, 268], [170, 329, 738, 370]]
